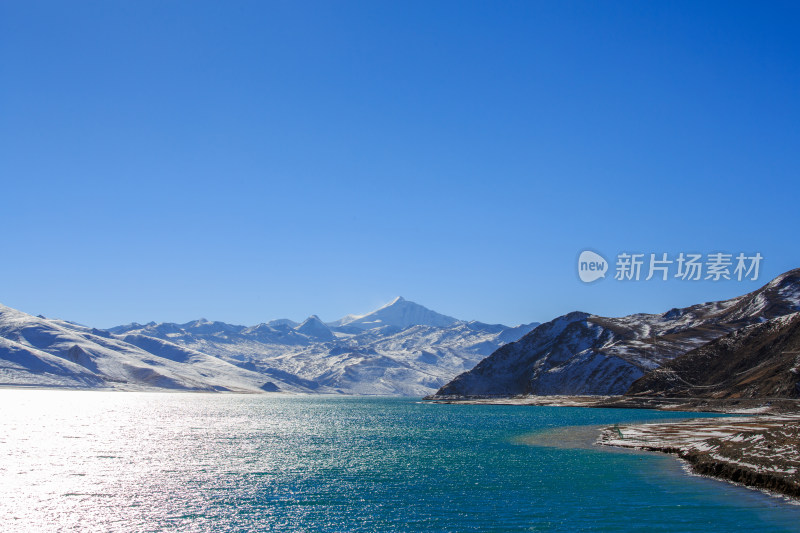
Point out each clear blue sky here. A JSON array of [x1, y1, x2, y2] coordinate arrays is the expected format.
[[1, 1, 799, 328]]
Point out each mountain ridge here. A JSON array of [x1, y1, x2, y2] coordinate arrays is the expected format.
[[434, 269, 800, 397], [1, 298, 539, 396]]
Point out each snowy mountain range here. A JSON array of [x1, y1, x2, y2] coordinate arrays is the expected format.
[[0, 297, 539, 396], [433, 269, 800, 397], [10, 270, 798, 400]]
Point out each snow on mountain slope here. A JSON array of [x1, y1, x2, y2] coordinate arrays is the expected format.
[[106, 298, 539, 396], [253, 320, 539, 396], [434, 269, 800, 397], [327, 297, 459, 330], [0, 335, 106, 388], [627, 311, 800, 399], [295, 315, 336, 342], [0, 304, 307, 393], [267, 318, 299, 328]]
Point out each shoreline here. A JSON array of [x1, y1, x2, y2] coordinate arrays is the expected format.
[[596, 414, 800, 501], [423, 394, 800, 414], [427, 394, 800, 501]]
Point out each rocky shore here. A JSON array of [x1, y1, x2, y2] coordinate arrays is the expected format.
[[597, 414, 800, 501], [424, 394, 800, 414]]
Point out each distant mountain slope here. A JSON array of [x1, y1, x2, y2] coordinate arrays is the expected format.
[[2, 298, 538, 396], [110, 298, 538, 396], [433, 269, 800, 397], [270, 320, 539, 396], [626, 312, 800, 399], [0, 304, 301, 393]]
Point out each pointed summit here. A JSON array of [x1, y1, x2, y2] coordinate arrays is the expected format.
[[295, 315, 336, 342], [330, 297, 458, 331]]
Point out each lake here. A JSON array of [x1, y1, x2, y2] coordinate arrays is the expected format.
[[1, 390, 798, 531]]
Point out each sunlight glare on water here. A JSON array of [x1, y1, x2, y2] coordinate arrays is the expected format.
[[1, 390, 799, 532]]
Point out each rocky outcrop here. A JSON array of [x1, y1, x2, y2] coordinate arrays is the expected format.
[[627, 312, 800, 399], [685, 450, 800, 499], [598, 415, 800, 500]]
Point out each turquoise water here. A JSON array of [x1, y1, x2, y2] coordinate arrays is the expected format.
[[1, 391, 799, 532]]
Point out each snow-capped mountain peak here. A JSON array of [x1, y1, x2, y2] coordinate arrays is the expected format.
[[329, 297, 459, 331], [295, 315, 335, 342]]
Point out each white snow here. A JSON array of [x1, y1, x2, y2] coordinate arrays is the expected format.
[[0, 300, 538, 396], [326, 296, 459, 330]]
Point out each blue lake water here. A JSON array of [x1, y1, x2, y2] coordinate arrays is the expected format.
[[1, 391, 799, 532]]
